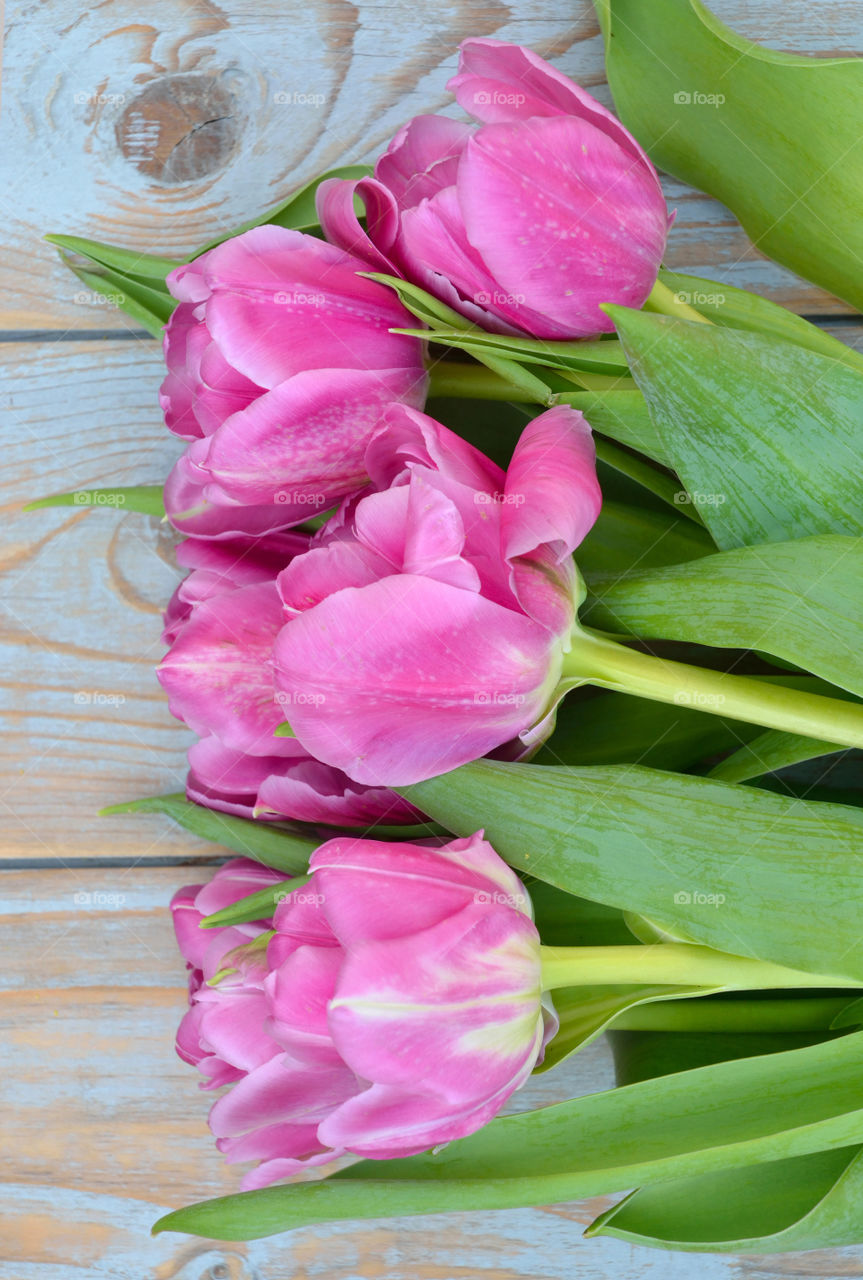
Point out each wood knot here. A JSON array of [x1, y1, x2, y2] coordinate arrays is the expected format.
[[116, 73, 239, 184]]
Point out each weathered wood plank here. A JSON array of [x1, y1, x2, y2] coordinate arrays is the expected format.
[[8, 864, 861, 1278], [3, 0, 861, 332], [0, 339, 196, 861]]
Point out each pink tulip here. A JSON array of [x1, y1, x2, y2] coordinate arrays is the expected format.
[[171, 858, 287, 1087], [160, 225, 428, 537], [160, 533, 419, 826], [272, 403, 601, 785], [173, 832, 557, 1188], [317, 38, 672, 339]]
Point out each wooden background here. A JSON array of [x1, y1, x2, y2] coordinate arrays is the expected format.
[[3, 1, 863, 1275]]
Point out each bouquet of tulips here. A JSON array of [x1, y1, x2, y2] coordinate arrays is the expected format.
[[30, 15, 863, 1258]]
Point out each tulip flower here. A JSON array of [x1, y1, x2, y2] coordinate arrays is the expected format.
[[172, 832, 557, 1188], [317, 38, 672, 340], [272, 403, 602, 785], [159, 225, 429, 537], [159, 533, 419, 827]]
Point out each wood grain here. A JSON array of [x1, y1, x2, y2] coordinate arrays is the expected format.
[[3, 0, 862, 331]]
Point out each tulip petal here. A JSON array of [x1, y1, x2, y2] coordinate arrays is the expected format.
[[208, 1052, 356, 1140], [202, 367, 427, 508], [315, 176, 401, 271], [502, 405, 601, 563], [273, 574, 560, 785], [164, 441, 295, 540], [450, 37, 656, 171], [375, 114, 471, 210], [328, 902, 544, 1103], [200, 224, 421, 387], [159, 581, 290, 757], [458, 116, 670, 337]]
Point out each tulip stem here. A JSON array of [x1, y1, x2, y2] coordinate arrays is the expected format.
[[427, 361, 543, 403], [644, 278, 713, 325], [560, 628, 863, 752], [539, 944, 861, 994]]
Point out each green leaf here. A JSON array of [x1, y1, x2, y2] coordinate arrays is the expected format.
[[360, 273, 472, 331], [556, 388, 671, 467], [592, 438, 698, 520], [45, 233, 180, 284], [534, 688, 760, 771], [709, 729, 845, 785], [403, 759, 863, 981], [578, 500, 713, 580], [538, 984, 714, 1074], [23, 485, 165, 516], [193, 165, 373, 254], [585, 534, 863, 698], [607, 307, 863, 549], [595, 0, 863, 312], [590, 1144, 863, 1253], [59, 255, 172, 337], [101, 793, 317, 872], [656, 269, 863, 374], [200, 874, 311, 928], [399, 327, 630, 376], [152, 1031, 863, 1241]]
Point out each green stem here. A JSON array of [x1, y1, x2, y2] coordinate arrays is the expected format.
[[540, 944, 861, 994], [644, 277, 713, 325], [426, 361, 540, 403], [612, 995, 852, 1034], [561, 628, 863, 752]]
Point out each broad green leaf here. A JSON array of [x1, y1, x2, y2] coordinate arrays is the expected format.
[[590, 1145, 863, 1253], [609, 1026, 837, 1088], [657, 269, 863, 374], [152, 1031, 863, 1240], [59, 256, 171, 337], [194, 165, 373, 253], [24, 485, 165, 517], [403, 759, 863, 981], [709, 729, 844, 785], [585, 535, 863, 698], [608, 307, 863, 549], [534, 688, 760, 771], [45, 233, 179, 283], [101, 793, 317, 872], [527, 880, 633, 948], [594, 0, 863, 311], [578, 500, 713, 580]]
